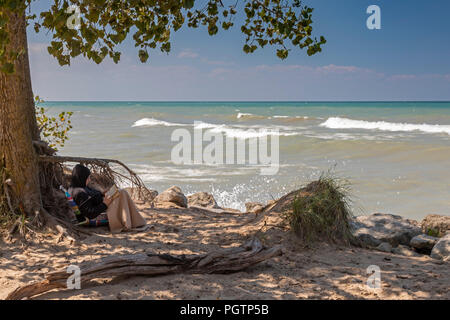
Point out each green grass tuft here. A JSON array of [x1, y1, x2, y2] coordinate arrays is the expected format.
[[0, 161, 24, 232], [282, 173, 354, 244], [425, 228, 440, 238], [0, 163, 14, 229]]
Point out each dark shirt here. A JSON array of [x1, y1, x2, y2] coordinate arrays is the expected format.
[[71, 186, 107, 220]]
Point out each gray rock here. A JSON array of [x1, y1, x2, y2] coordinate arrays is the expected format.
[[376, 242, 392, 253], [392, 245, 420, 257], [124, 187, 158, 202], [410, 234, 439, 254], [430, 234, 450, 261], [187, 192, 219, 209], [420, 214, 450, 237], [153, 186, 187, 208], [351, 213, 421, 247], [245, 202, 264, 214]]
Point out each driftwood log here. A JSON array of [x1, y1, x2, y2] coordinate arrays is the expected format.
[[6, 238, 282, 300]]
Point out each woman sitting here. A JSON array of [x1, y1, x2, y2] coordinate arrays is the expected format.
[[69, 164, 146, 233]]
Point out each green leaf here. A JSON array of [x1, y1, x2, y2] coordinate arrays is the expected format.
[[138, 49, 149, 63], [184, 0, 195, 9], [1, 0, 325, 75]]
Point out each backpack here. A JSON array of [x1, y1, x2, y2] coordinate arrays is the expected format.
[[61, 185, 109, 227]]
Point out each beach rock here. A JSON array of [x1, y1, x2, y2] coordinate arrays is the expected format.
[[420, 214, 450, 237], [430, 234, 450, 261], [351, 213, 421, 247], [245, 202, 264, 214], [187, 192, 219, 209], [125, 187, 158, 203], [376, 242, 392, 253], [392, 245, 420, 257], [410, 234, 439, 254], [153, 186, 187, 208]]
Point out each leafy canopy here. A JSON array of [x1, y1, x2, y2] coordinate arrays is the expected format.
[[0, 0, 325, 72]]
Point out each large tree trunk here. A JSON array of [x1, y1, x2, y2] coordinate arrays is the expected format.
[[0, 10, 41, 216]]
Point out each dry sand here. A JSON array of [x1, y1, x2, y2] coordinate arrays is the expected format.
[[0, 204, 449, 300]]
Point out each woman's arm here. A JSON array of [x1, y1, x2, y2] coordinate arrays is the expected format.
[[74, 191, 108, 219]]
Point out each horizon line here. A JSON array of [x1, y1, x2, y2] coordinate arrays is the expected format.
[[42, 100, 450, 103]]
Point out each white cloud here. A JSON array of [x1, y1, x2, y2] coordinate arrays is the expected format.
[[27, 43, 450, 101], [201, 58, 235, 66], [253, 64, 384, 78], [388, 74, 417, 81], [177, 49, 199, 59]]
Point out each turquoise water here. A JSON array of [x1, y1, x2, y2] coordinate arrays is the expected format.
[[42, 101, 450, 220]]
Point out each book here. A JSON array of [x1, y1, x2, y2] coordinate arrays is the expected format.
[[105, 185, 119, 200]]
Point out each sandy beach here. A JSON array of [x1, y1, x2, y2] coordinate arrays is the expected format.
[[2, 0, 450, 306], [1, 202, 448, 300]]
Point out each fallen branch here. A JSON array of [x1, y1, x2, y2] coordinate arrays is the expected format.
[[6, 238, 281, 300]]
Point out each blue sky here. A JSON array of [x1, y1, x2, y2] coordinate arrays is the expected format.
[[27, 0, 450, 101]]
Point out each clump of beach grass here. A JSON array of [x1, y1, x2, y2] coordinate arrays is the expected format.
[[282, 173, 354, 244], [0, 164, 16, 231], [0, 161, 29, 237], [0, 164, 14, 228]]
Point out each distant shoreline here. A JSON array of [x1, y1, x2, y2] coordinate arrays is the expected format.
[[42, 100, 450, 103]]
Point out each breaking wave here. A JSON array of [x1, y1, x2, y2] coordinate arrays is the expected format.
[[194, 122, 300, 139], [132, 118, 185, 127], [320, 117, 450, 135]]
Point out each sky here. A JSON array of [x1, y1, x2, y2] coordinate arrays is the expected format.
[[27, 0, 450, 101]]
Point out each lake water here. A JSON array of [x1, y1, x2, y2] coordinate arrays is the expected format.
[[42, 101, 450, 220]]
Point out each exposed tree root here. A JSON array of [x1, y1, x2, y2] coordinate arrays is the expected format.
[[15, 153, 155, 238], [37, 207, 92, 239], [6, 238, 282, 300], [3, 137, 155, 239], [39, 155, 153, 202]]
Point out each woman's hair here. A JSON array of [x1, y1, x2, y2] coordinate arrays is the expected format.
[[71, 164, 91, 188]]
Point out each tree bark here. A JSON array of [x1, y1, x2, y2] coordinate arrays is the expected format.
[[0, 10, 41, 215]]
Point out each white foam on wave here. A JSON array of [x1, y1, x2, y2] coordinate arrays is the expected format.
[[210, 185, 247, 211], [236, 112, 267, 120], [132, 164, 217, 182], [193, 122, 217, 130], [272, 115, 310, 120], [132, 118, 184, 127], [237, 112, 253, 119], [132, 118, 303, 138], [320, 117, 450, 135], [131, 115, 306, 139], [194, 122, 300, 139], [208, 176, 284, 212], [238, 113, 311, 120], [131, 164, 252, 183]]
